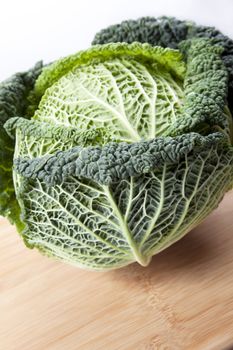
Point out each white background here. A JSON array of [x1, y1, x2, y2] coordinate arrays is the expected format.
[[0, 0, 233, 81]]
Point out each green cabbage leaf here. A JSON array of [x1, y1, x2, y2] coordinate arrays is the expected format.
[[92, 16, 233, 115], [0, 62, 43, 228]]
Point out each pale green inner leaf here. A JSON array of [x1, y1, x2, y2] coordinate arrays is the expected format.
[[34, 58, 183, 142]]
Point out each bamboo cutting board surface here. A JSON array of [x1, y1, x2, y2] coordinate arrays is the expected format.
[[0, 191, 233, 350]]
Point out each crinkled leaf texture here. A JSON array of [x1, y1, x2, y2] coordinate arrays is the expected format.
[[0, 62, 43, 227], [3, 40, 233, 270], [92, 15, 233, 116]]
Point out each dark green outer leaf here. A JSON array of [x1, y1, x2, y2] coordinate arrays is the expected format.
[[0, 62, 43, 225], [13, 132, 228, 186]]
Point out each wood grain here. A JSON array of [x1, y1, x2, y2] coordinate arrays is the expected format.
[[0, 191, 233, 350]]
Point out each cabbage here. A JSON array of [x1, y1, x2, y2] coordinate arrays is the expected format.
[[1, 21, 233, 270]]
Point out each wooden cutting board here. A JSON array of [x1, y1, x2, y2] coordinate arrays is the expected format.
[[0, 191, 233, 350]]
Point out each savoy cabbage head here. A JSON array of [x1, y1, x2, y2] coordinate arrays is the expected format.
[[1, 17, 233, 270]]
